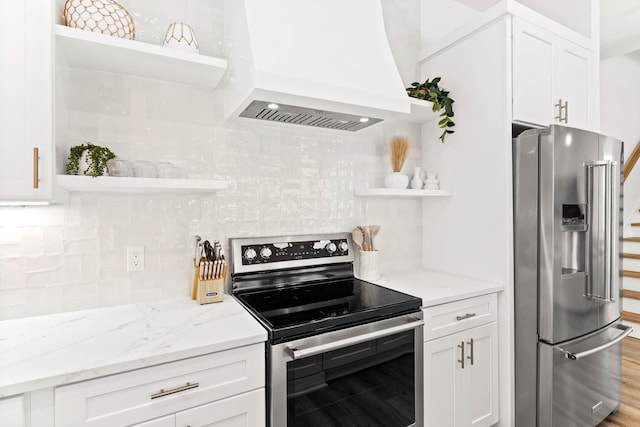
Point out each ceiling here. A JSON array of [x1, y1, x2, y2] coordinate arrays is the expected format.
[[600, 0, 640, 60]]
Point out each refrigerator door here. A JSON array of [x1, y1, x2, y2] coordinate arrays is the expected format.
[[538, 322, 630, 427], [539, 125, 600, 344], [596, 134, 623, 328]]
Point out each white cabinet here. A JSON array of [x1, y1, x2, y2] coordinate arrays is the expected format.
[[0, 395, 26, 427], [423, 294, 499, 427], [55, 343, 265, 427], [0, 0, 54, 203], [513, 17, 597, 130]]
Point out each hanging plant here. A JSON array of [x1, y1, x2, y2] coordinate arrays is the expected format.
[[406, 77, 455, 142], [66, 143, 116, 177]]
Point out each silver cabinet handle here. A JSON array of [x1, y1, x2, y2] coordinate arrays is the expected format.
[[559, 324, 632, 361], [287, 319, 424, 360], [555, 99, 568, 123], [33, 147, 39, 189], [150, 382, 199, 399], [467, 338, 474, 365], [458, 341, 465, 369], [456, 313, 476, 321]]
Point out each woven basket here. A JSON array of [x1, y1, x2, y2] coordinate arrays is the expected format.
[[63, 0, 135, 40]]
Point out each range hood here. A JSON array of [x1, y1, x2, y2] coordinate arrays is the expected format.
[[224, 0, 411, 131]]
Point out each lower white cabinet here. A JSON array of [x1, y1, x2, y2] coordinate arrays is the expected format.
[[423, 295, 499, 427], [0, 395, 26, 427], [55, 343, 265, 427], [131, 389, 265, 427]]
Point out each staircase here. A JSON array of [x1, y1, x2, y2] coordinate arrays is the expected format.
[[622, 223, 640, 338]]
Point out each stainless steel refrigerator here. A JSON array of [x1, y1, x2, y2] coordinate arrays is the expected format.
[[513, 124, 633, 427]]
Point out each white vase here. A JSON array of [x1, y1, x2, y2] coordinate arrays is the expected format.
[[77, 149, 91, 176], [164, 23, 199, 53], [385, 172, 409, 189], [358, 250, 380, 281], [410, 167, 424, 189]]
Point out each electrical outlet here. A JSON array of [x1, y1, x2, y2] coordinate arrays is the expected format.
[[126, 246, 145, 272]]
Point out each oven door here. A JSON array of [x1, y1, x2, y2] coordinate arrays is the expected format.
[[269, 313, 424, 427]]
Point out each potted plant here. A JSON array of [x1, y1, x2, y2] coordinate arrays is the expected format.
[[66, 143, 116, 177], [406, 77, 455, 142], [384, 136, 410, 189]]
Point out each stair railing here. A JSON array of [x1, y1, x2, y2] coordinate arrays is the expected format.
[[623, 139, 640, 182]]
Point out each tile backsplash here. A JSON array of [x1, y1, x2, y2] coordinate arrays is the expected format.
[[0, 0, 423, 320]]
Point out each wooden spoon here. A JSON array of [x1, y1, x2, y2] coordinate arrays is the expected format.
[[369, 225, 380, 251], [352, 228, 364, 251], [360, 225, 371, 251]]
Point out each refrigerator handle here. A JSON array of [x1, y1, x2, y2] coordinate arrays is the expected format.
[[585, 163, 594, 299], [558, 324, 632, 361], [585, 160, 617, 303]]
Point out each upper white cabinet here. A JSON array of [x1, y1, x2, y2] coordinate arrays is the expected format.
[[0, 0, 54, 203], [513, 17, 597, 130]]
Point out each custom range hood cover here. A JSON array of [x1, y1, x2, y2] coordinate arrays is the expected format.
[[224, 0, 410, 131]]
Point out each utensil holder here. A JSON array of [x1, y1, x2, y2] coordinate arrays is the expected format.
[[192, 263, 226, 304], [358, 250, 380, 281]]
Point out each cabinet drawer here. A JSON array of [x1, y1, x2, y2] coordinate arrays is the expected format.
[[424, 294, 497, 341], [176, 388, 265, 426], [55, 343, 265, 427]]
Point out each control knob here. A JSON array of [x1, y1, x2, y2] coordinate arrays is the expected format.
[[325, 242, 337, 254], [260, 247, 273, 259], [338, 241, 349, 252], [244, 248, 257, 261]]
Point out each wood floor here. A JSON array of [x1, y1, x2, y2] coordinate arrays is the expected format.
[[599, 337, 640, 426]]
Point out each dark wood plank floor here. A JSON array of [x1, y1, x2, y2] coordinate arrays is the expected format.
[[599, 337, 640, 426]]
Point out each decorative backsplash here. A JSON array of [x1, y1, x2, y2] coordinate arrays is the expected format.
[[0, 0, 423, 320]]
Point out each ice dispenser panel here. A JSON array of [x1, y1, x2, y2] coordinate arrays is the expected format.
[[562, 204, 587, 275]]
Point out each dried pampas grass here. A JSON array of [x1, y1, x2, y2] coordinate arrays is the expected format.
[[390, 136, 410, 172]]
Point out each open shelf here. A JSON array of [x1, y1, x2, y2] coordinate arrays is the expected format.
[[55, 25, 227, 88], [56, 175, 229, 194], [400, 98, 437, 123], [355, 188, 452, 197]]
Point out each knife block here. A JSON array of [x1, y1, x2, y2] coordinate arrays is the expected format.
[[192, 263, 226, 305]]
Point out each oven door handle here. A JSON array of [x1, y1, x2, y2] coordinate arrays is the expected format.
[[287, 318, 424, 360]]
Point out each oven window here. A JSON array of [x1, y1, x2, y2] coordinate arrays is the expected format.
[[287, 331, 415, 426]]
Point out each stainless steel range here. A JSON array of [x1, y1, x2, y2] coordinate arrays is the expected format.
[[230, 233, 424, 427]]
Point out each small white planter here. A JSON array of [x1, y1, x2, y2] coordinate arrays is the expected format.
[[385, 172, 409, 189]]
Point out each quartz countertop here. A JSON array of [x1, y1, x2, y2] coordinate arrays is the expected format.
[[365, 269, 503, 307], [0, 297, 267, 398]]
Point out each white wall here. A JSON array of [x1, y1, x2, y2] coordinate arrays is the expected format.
[[0, 0, 423, 320], [600, 54, 640, 232]]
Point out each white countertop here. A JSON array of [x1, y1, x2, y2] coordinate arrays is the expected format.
[[366, 269, 503, 307], [0, 297, 267, 398], [0, 269, 501, 398]]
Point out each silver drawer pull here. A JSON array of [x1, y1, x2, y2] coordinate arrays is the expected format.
[[456, 312, 476, 321], [150, 382, 199, 400]]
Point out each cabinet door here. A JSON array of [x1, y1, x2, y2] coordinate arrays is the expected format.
[[175, 388, 265, 427], [424, 332, 465, 427], [0, 0, 53, 202], [555, 39, 596, 131], [132, 415, 175, 427], [513, 18, 554, 126], [0, 395, 26, 427], [463, 322, 499, 427]]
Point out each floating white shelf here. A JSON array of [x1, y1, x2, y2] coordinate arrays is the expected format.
[[400, 98, 437, 123], [55, 25, 227, 88], [56, 175, 229, 194], [355, 188, 452, 197]]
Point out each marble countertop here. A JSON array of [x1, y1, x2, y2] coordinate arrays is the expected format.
[[0, 297, 267, 398], [366, 269, 503, 307]]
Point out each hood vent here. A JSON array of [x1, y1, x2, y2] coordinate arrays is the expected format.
[[224, 0, 410, 131], [239, 101, 383, 131]]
